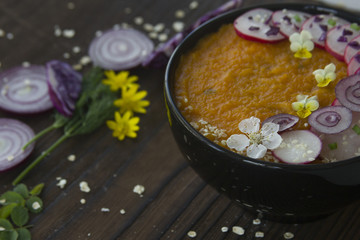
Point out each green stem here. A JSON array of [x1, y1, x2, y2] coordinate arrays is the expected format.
[[22, 125, 57, 151], [13, 133, 70, 186]]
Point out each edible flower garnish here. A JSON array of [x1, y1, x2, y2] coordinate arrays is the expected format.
[[114, 84, 150, 114], [289, 30, 314, 59], [312, 63, 336, 87], [102, 70, 138, 92], [106, 111, 140, 141], [292, 94, 319, 118], [226, 117, 282, 159]]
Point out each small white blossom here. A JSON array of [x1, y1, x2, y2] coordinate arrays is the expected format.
[[312, 63, 336, 87], [289, 30, 314, 58], [226, 117, 282, 159]]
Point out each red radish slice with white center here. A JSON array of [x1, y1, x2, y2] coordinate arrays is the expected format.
[[0, 65, 53, 114], [271, 9, 312, 38], [301, 14, 350, 48], [262, 113, 299, 132], [272, 130, 321, 164], [308, 106, 352, 134], [335, 74, 360, 112], [88, 28, 154, 70], [344, 35, 360, 64], [0, 118, 35, 172], [325, 25, 360, 61], [233, 8, 285, 43], [347, 53, 360, 76]]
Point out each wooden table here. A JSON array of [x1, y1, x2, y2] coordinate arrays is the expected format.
[[0, 0, 359, 239]]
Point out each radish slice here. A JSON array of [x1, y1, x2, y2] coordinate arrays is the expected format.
[[335, 74, 360, 112], [344, 35, 360, 64], [301, 14, 350, 48], [273, 130, 321, 164], [0, 118, 35, 172], [271, 9, 312, 38], [88, 28, 154, 70], [263, 113, 299, 132], [325, 25, 360, 61], [347, 53, 360, 76], [0, 65, 53, 114], [46, 60, 82, 117], [233, 8, 285, 43], [308, 106, 352, 134]]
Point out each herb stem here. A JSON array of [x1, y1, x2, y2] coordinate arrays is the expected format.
[[13, 133, 70, 186], [22, 125, 57, 151]]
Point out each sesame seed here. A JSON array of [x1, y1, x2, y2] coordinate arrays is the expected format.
[[187, 231, 197, 238], [172, 21, 185, 32], [153, 23, 165, 32], [80, 198, 86, 204], [143, 23, 154, 32], [158, 33, 168, 42], [72, 46, 81, 54], [6, 33, 14, 40], [134, 17, 144, 25], [63, 52, 71, 59], [79, 181, 91, 192], [7, 155, 14, 161], [22, 61, 31, 67], [189, 1, 199, 9], [0, 29, 5, 37], [80, 56, 91, 65], [56, 178, 67, 189], [149, 32, 158, 39], [221, 227, 229, 232], [232, 226, 245, 235], [175, 10, 186, 18], [95, 30, 103, 37], [67, 154, 76, 162], [67, 2, 75, 10], [62, 29, 76, 38]]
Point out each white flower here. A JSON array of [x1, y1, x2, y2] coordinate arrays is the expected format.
[[312, 63, 336, 87], [226, 117, 282, 159], [289, 30, 314, 58]]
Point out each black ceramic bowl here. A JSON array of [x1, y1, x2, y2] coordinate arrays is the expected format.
[[164, 3, 360, 222]]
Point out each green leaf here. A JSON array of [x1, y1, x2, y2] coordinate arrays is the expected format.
[[0, 191, 25, 206], [10, 206, 29, 227], [26, 197, 43, 214], [29, 183, 44, 196], [0, 218, 13, 230], [13, 184, 29, 199], [0, 229, 18, 240], [0, 203, 18, 219], [17, 228, 31, 240]]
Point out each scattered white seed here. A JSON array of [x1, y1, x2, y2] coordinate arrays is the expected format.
[[67, 2, 75, 10], [120, 209, 126, 214], [187, 231, 197, 238], [253, 218, 261, 225], [7, 155, 14, 161], [63, 29, 76, 38], [148, 32, 158, 39], [0, 29, 5, 37], [284, 232, 294, 239], [79, 181, 91, 192], [56, 178, 67, 189], [175, 10, 186, 18], [158, 33, 168, 42], [143, 23, 154, 32], [221, 227, 229, 232], [63, 52, 71, 59], [189, 1, 199, 9], [0, 227, 5, 231], [32, 201, 41, 210], [95, 30, 103, 37], [153, 23, 165, 32], [79, 55, 91, 65], [80, 198, 86, 204], [73, 64, 82, 71], [255, 231, 264, 238], [172, 21, 185, 32], [124, 7, 132, 14], [101, 207, 110, 212], [134, 17, 144, 25], [133, 184, 145, 195], [232, 226, 245, 235], [54, 26, 62, 37], [67, 154, 76, 162], [72, 46, 81, 54], [6, 33, 14, 40], [22, 61, 31, 67]]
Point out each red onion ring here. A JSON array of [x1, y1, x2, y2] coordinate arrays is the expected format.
[[88, 28, 154, 70], [0, 65, 53, 114], [0, 118, 35, 172], [335, 74, 360, 112]]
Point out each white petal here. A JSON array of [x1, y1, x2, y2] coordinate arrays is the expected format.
[[325, 72, 336, 81], [226, 134, 249, 152], [247, 144, 267, 159], [296, 94, 308, 102], [300, 30, 313, 40], [325, 63, 336, 73], [312, 69, 324, 76], [290, 42, 301, 52], [262, 133, 282, 150], [289, 32, 301, 43], [261, 122, 279, 136], [303, 40, 314, 51], [238, 117, 260, 134]]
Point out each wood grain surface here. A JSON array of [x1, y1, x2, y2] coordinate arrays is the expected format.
[[0, 0, 359, 239]]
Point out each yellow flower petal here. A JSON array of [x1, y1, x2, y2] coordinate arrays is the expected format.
[[294, 48, 312, 59], [297, 109, 312, 118]]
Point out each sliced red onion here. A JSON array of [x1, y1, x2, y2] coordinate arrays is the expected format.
[[347, 53, 360, 76], [0, 65, 53, 114], [46, 60, 82, 117], [344, 35, 360, 64], [263, 113, 299, 132], [325, 24, 360, 61], [142, 0, 243, 68], [336, 74, 360, 112], [301, 14, 350, 48], [308, 106, 352, 134], [273, 130, 321, 164], [271, 9, 312, 38], [233, 8, 285, 43], [0, 118, 35, 172], [89, 28, 154, 70]]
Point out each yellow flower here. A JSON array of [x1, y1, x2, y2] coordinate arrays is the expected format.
[[313, 63, 336, 87], [114, 84, 150, 114], [292, 95, 319, 118], [289, 30, 314, 59], [106, 111, 140, 141], [102, 70, 138, 92]]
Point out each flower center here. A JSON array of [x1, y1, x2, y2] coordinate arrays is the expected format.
[[248, 132, 262, 144]]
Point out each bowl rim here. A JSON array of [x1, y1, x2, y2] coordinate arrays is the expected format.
[[164, 2, 360, 171]]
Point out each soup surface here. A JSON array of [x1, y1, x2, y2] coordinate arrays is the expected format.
[[174, 24, 348, 161]]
